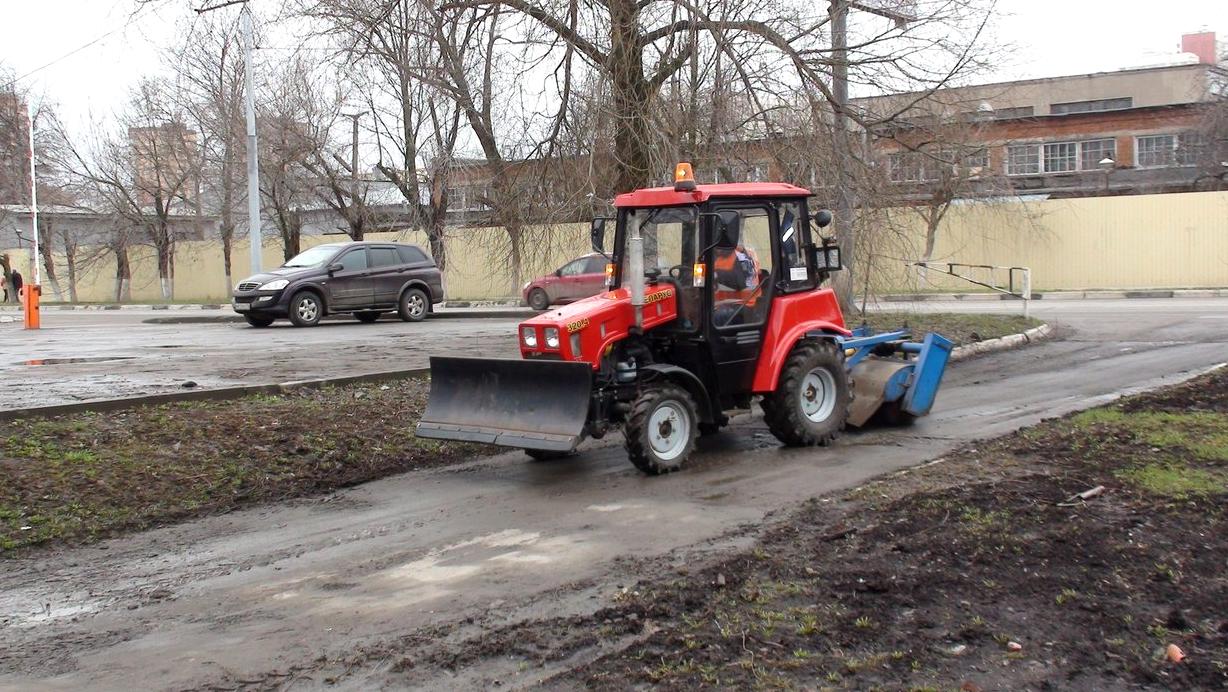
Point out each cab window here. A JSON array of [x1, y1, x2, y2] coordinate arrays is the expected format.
[[337, 248, 369, 272], [778, 201, 812, 291], [712, 207, 774, 329]]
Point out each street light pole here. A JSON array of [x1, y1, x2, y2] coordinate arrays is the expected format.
[[240, 5, 262, 275]]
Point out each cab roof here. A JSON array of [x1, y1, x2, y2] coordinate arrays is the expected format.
[[613, 182, 812, 208]]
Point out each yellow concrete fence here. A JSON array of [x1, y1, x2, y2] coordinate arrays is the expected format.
[[3, 191, 1226, 303]]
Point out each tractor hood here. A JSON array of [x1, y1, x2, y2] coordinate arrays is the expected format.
[[517, 283, 679, 366]]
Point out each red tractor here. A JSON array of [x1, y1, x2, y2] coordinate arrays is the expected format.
[[417, 165, 953, 474]]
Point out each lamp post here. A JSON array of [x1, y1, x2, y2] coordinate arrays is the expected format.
[[1098, 157, 1115, 194]]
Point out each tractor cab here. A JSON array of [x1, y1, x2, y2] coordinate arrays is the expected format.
[[417, 164, 953, 475]]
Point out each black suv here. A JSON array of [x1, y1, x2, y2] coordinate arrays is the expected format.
[[231, 241, 444, 327]]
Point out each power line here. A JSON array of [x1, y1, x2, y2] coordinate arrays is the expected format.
[[1, 0, 178, 92]]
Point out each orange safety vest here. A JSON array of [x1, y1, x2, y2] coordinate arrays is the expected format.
[[713, 246, 762, 305]]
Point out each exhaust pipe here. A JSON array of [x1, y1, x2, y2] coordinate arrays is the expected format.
[[628, 219, 644, 329]]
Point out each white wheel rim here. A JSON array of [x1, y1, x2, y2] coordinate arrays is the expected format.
[[297, 298, 318, 321], [800, 368, 837, 423], [648, 400, 690, 462], [409, 294, 425, 316]]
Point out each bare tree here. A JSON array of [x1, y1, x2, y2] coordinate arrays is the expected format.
[[63, 79, 201, 300], [174, 15, 247, 293]]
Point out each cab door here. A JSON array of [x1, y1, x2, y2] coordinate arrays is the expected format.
[[325, 247, 375, 309], [705, 204, 777, 396]]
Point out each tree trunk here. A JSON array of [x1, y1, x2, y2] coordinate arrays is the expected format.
[[64, 239, 78, 303], [608, 0, 653, 194], [506, 221, 524, 295], [115, 246, 132, 302], [428, 213, 447, 271], [156, 239, 173, 301], [38, 218, 64, 302]]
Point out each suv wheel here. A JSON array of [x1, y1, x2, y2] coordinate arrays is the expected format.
[[288, 291, 323, 327], [398, 288, 429, 322]]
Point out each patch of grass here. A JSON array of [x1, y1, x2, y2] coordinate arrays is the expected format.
[[858, 311, 1044, 345], [1116, 463, 1225, 499], [0, 377, 490, 553]]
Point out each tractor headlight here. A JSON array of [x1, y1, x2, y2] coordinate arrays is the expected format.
[[824, 247, 842, 271], [521, 327, 538, 348], [544, 327, 560, 349], [260, 279, 290, 291]]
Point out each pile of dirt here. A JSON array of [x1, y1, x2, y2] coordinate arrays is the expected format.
[[371, 367, 1226, 690], [0, 378, 489, 552]]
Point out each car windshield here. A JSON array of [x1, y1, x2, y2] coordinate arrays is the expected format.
[[283, 245, 340, 268]]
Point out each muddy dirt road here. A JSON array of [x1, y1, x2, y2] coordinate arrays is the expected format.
[[1, 299, 1225, 690]]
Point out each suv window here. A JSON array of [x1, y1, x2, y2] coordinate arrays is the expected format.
[[371, 247, 401, 268], [397, 245, 429, 264], [337, 248, 368, 272]]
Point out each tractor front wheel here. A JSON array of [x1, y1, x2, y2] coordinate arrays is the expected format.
[[625, 382, 699, 475], [762, 340, 851, 447]]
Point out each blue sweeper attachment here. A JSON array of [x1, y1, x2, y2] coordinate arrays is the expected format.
[[835, 327, 954, 427]]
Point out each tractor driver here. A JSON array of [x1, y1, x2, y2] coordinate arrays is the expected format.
[[713, 242, 762, 326]]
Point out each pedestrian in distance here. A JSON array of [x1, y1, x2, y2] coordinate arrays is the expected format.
[[10, 268, 23, 301]]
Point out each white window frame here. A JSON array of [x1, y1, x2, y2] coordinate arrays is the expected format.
[[1007, 138, 1120, 176]]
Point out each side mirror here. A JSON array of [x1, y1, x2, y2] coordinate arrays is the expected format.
[[590, 218, 608, 254], [327, 262, 343, 274], [814, 209, 833, 229], [715, 210, 742, 248]]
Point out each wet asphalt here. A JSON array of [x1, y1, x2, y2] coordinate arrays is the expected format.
[[0, 298, 1225, 690]]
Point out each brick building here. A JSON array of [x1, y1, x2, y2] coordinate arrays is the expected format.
[[0, 91, 31, 206]]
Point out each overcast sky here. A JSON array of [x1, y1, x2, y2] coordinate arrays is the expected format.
[[2, 0, 1226, 135]]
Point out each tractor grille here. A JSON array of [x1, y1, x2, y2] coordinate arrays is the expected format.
[[237, 281, 261, 291]]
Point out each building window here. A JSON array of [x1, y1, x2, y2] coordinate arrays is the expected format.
[[1007, 144, 1040, 175], [1079, 138, 1117, 170], [1050, 97, 1133, 115], [887, 151, 932, 182], [1008, 139, 1119, 175], [964, 148, 990, 172], [1043, 142, 1078, 172], [1136, 133, 1206, 168], [994, 106, 1035, 120]]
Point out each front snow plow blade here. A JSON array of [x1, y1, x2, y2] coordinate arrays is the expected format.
[[415, 356, 592, 452]]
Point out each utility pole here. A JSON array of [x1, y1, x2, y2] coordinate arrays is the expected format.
[[198, 0, 262, 275], [828, 0, 916, 310], [344, 112, 362, 203]]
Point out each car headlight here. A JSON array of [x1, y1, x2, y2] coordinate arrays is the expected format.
[[260, 279, 290, 291], [544, 327, 560, 349], [521, 326, 538, 348], [522, 282, 531, 292]]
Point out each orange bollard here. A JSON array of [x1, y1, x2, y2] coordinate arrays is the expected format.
[[21, 284, 40, 329]]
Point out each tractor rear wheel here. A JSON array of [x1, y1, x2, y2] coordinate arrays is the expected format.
[[762, 340, 851, 447], [625, 382, 699, 475]]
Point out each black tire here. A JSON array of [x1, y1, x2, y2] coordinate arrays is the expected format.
[[244, 315, 275, 328], [761, 340, 851, 447], [355, 311, 382, 323], [287, 291, 323, 328], [625, 382, 699, 475], [398, 287, 429, 322], [524, 448, 575, 462], [527, 288, 550, 311]]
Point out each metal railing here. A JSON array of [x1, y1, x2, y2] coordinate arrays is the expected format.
[[910, 261, 1033, 317]]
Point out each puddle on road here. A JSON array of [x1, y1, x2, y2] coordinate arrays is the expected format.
[[18, 356, 137, 366]]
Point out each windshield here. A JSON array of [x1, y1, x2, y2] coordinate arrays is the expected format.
[[621, 206, 701, 330], [283, 245, 341, 268]]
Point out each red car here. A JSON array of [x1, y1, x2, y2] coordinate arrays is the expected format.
[[522, 253, 608, 310]]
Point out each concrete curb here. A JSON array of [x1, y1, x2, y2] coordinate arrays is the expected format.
[[949, 323, 1054, 362], [142, 309, 535, 325], [880, 289, 1226, 302], [0, 324, 1053, 421]]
